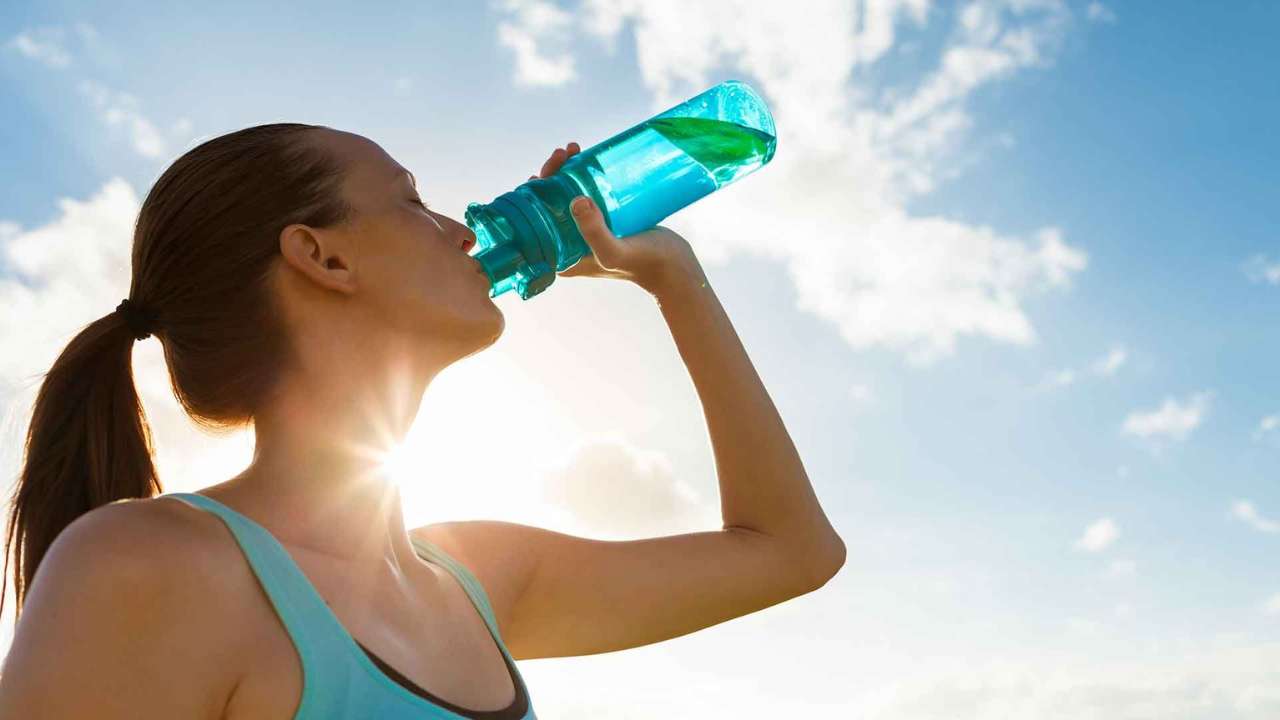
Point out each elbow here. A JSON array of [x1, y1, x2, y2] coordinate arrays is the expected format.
[[732, 524, 847, 593], [801, 533, 846, 591]]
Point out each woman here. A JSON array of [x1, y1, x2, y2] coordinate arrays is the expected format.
[[0, 124, 845, 718]]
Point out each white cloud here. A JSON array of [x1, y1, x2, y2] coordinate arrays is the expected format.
[[1244, 254, 1280, 285], [1268, 593, 1280, 616], [0, 179, 139, 389], [1074, 516, 1119, 552], [1035, 343, 1124, 391], [497, 0, 1086, 366], [1232, 500, 1280, 534], [1092, 345, 1127, 375], [6, 27, 72, 68], [1121, 391, 1212, 442], [496, 0, 577, 87], [77, 80, 168, 159], [876, 1, 1067, 145], [540, 434, 716, 537], [8, 25, 186, 160], [1085, 2, 1117, 24], [853, 0, 930, 66], [1254, 414, 1278, 441]]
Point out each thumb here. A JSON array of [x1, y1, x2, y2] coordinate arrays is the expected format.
[[570, 196, 623, 266]]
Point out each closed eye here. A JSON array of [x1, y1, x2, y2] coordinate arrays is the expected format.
[[410, 196, 431, 211]]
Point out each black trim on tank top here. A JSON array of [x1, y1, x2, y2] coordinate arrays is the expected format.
[[355, 640, 528, 719]]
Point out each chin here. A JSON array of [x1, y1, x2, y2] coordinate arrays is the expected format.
[[460, 305, 505, 357], [481, 306, 505, 345]]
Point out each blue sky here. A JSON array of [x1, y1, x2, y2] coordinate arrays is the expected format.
[[2, 1, 1278, 717]]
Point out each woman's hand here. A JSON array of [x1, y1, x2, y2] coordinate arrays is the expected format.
[[528, 142, 580, 184], [530, 142, 706, 295]]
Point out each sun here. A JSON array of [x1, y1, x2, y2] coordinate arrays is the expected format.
[[382, 349, 585, 531], [380, 441, 417, 488]]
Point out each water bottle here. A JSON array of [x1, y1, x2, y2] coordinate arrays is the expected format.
[[466, 79, 777, 300]]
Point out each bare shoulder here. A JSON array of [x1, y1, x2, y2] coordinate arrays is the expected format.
[[55, 495, 245, 592], [0, 496, 252, 718], [71, 494, 219, 553], [47, 494, 257, 641], [97, 495, 265, 623], [32, 496, 226, 594]]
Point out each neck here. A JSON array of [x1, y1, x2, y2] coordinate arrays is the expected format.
[[220, 350, 439, 572]]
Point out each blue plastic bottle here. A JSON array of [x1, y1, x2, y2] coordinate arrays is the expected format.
[[467, 79, 777, 300]]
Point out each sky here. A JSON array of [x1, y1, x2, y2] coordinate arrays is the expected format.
[[1, 1, 1278, 717]]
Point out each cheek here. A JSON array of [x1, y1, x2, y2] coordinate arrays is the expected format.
[[366, 219, 473, 312], [406, 245, 468, 310], [386, 224, 438, 282], [360, 236, 431, 312]]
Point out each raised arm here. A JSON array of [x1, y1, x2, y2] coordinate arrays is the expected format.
[[412, 144, 844, 661]]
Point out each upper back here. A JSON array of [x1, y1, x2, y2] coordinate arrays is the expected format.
[[0, 497, 251, 719]]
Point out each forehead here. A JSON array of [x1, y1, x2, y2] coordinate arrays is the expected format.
[[317, 129, 407, 190]]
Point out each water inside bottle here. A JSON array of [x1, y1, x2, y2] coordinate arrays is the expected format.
[[572, 116, 777, 237], [646, 117, 776, 184]]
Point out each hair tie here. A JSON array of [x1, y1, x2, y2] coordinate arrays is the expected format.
[[115, 298, 157, 341]]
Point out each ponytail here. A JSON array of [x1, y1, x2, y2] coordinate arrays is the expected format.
[[2, 309, 160, 624]]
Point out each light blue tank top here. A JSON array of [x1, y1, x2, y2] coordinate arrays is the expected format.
[[159, 491, 538, 720]]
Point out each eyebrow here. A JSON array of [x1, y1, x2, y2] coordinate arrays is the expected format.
[[394, 167, 417, 189]]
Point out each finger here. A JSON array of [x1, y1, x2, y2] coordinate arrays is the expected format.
[[566, 141, 580, 156], [539, 147, 567, 178], [569, 196, 623, 268]]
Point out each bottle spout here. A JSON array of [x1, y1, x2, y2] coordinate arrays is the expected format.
[[474, 242, 522, 289], [465, 195, 561, 300]]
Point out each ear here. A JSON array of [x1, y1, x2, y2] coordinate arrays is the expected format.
[[278, 223, 357, 295]]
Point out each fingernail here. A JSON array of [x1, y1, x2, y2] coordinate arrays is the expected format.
[[572, 197, 592, 215]]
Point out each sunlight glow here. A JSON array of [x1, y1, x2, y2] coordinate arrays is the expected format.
[[381, 441, 415, 487], [392, 348, 584, 531]]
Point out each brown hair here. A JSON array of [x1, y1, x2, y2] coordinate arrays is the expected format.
[[2, 123, 352, 627]]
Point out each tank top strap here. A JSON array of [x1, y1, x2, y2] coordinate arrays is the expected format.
[[409, 534, 504, 644], [157, 492, 357, 698]]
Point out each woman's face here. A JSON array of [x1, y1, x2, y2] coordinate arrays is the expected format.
[[313, 129, 504, 365]]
